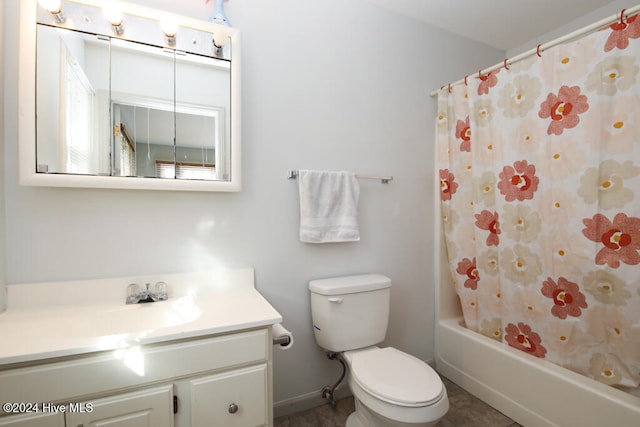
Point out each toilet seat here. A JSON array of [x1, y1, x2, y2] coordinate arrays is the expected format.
[[348, 347, 444, 407]]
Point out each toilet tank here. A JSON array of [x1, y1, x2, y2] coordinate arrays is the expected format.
[[309, 274, 391, 352]]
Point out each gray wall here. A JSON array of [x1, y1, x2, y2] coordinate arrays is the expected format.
[[2, 0, 503, 408], [507, 0, 630, 56]]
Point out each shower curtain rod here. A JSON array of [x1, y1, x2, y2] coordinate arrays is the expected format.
[[429, 5, 640, 97]]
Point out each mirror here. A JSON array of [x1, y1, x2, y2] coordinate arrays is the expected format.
[[20, 0, 241, 191], [36, 24, 111, 176]]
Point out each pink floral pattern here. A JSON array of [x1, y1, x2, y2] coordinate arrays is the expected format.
[[538, 85, 589, 135], [505, 322, 547, 358], [605, 15, 640, 52], [478, 69, 499, 95], [456, 257, 480, 290], [437, 15, 640, 390], [455, 116, 472, 152], [498, 160, 539, 201], [541, 277, 588, 319], [582, 213, 640, 268], [475, 210, 501, 246], [439, 169, 459, 201]]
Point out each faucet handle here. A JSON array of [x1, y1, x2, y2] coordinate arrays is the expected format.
[[150, 281, 168, 301], [126, 283, 141, 304]]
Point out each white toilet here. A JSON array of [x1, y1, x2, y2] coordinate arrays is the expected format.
[[309, 274, 449, 427]]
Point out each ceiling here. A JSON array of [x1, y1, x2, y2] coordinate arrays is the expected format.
[[366, 0, 618, 51]]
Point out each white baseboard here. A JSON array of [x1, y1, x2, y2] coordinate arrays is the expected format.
[[273, 384, 352, 418]]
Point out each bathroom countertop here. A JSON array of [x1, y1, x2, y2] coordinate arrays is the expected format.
[[0, 268, 282, 366]]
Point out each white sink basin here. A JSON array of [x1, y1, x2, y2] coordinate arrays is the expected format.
[[76, 296, 203, 337]]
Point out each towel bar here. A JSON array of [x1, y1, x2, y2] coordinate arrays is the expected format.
[[287, 170, 393, 184]]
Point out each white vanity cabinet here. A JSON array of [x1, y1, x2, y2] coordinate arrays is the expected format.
[[0, 328, 273, 427], [0, 269, 282, 427]]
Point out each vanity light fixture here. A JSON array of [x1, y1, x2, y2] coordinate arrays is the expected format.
[[102, 3, 124, 35], [38, 0, 65, 23], [212, 32, 229, 56], [161, 16, 179, 46]]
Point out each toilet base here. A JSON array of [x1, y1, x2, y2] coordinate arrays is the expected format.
[[346, 397, 439, 427], [345, 411, 365, 427]]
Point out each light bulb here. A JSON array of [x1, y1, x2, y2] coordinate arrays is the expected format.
[[38, 0, 65, 23], [103, 2, 124, 35], [38, 0, 62, 13], [213, 32, 229, 48], [161, 16, 179, 38], [102, 3, 124, 26]]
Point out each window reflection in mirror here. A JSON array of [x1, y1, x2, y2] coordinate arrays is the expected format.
[[113, 104, 220, 180], [36, 24, 110, 175]]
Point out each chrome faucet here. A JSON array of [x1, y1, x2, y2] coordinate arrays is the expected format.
[[126, 282, 168, 304]]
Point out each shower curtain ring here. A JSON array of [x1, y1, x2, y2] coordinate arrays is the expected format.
[[620, 8, 627, 24], [464, 75, 468, 86], [503, 58, 510, 70], [448, 83, 452, 93], [536, 44, 543, 57]]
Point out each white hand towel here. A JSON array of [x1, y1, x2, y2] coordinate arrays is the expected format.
[[298, 170, 360, 243]]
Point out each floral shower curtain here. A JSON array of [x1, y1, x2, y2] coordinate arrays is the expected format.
[[436, 14, 640, 391]]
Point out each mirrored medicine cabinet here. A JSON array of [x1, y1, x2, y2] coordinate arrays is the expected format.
[[19, 0, 241, 191]]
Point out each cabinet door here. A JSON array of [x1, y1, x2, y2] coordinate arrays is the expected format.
[[0, 412, 64, 427], [65, 384, 173, 427], [191, 364, 267, 427]]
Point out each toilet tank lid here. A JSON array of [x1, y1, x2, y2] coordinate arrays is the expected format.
[[308, 274, 391, 295]]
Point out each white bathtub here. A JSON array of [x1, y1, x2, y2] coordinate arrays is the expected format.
[[431, 132, 640, 426], [435, 317, 640, 426], [433, 215, 640, 426]]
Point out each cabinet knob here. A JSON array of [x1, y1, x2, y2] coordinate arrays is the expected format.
[[228, 403, 239, 414]]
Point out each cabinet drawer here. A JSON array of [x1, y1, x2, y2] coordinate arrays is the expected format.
[[0, 329, 268, 405], [0, 412, 64, 427], [66, 385, 173, 427], [191, 364, 267, 427]]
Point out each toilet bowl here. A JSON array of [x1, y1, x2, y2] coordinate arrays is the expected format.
[[343, 347, 449, 427], [309, 274, 449, 427]]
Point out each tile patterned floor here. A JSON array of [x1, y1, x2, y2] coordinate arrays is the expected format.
[[274, 377, 523, 427], [437, 378, 522, 427]]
